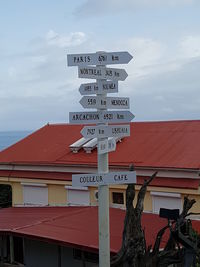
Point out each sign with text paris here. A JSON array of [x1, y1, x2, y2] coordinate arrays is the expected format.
[[67, 51, 133, 66]]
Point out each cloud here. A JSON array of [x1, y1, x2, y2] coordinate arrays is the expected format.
[[1, 28, 200, 130], [75, 0, 195, 17], [45, 30, 87, 48], [179, 35, 200, 58]]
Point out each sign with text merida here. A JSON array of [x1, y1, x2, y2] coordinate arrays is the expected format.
[[72, 171, 137, 187], [69, 110, 135, 124], [78, 66, 128, 81], [81, 125, 130, 139], [67, 51, 133, 66], [79, 80, 118, 95]]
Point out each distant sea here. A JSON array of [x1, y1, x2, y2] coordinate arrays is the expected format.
[[0, 131, 32, 151]]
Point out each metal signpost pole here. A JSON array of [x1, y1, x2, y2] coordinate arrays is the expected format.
[[67, 51, 134, 267], [96, 62, 110, 267]]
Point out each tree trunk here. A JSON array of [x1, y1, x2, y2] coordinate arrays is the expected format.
[[111, 165, 198, 267], [111, 165, 157, 266]]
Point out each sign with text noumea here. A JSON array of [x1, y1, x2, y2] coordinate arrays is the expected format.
[[72, 171, 137, 187], [79, 80, 118, 95], [67, 51, 133, 66]]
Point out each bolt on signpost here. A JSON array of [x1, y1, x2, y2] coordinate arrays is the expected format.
[[67, 51, 135, 267]]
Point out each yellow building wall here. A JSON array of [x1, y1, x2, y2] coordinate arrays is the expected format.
[[0, 176, 200, 214], [89, 187, 98, 205], [48, 184, 67, 205], [12, 182, 23, 206]]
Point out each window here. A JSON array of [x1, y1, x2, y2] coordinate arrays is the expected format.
[[112, 192, 124, 204], [22, 183, 48, 206], [65, 186, 90, 206], [0, 184, 12, 208], [151, 191, 182, 214]]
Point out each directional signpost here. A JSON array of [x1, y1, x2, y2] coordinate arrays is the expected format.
[[80, 96, 130, 109], [98, 138, 116, 154], [79, 80, 118, 95], [78, 66, 128, 81], [72, 171, 137, 187], [69, 110, 134, 124], [81, 124, 130, 139], [67, 51, 133, 66], [67, 51, 134, 267]]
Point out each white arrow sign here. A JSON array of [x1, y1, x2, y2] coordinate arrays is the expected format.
[[81, 125, 130, 139], [67, 51, 133, 66], [69, 111, 135, 124], [80, 96, 130, 110], [98, 138, 116, 154], [79, 80, 118, 95], [72, 171, 137, 187], [78, 66, 128, 81]]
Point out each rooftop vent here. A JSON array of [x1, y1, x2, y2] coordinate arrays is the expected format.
[[69, 137, 91, 153], [69, 137, 123, 153], [83, 138, 98, 153]]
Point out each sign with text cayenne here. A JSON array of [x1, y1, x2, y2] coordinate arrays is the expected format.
[[69, 111, 134, 124], [78, 66, 128, 81], [67, 51, 133, 66], [80, 96, 130, 109], [81, 125, 130, 139], [79, 80, 118, 95], [72, 171, 137, 187]]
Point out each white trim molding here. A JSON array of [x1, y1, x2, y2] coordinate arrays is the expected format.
[[65, 186, 88, 191], [21, 182, 47, 187], [150, 191, 181, 198]]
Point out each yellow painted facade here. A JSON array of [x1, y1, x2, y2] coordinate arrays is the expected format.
[[48, 184, 67, 206], [0, 176, 199, 213]]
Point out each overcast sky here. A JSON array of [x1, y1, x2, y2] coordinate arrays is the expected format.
[[0, 0, 200, 131]]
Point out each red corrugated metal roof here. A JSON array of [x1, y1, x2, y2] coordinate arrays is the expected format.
[[1, 120, 200, 169], [0, 170, 198, 189], [0, 207, 199, 252], [0, 206, 171, 252]]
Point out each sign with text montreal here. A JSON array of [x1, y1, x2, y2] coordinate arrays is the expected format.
[[72, 171, 137, 187], [78, 66, 128, 81], [67, 51, 133, 66], [69, 111, 134, 124]]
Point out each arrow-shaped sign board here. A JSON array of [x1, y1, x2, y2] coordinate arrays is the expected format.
[[98, 138, 116, 154], [79, 80, 118, 95], [67, 51, 133, 66], [72, 171, 137, 187], [78, 66, 128, 81], [81, 125, 130, 139], [69, 111, 135, 124], [80, 96, 130, 110]]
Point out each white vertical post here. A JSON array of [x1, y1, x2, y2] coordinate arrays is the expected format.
[[97, 60, 110, 267]]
